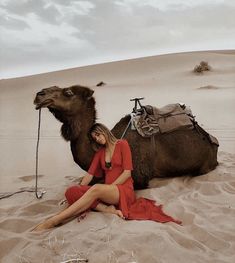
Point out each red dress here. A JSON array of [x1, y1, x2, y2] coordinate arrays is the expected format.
[[65, 139, 181, 224]]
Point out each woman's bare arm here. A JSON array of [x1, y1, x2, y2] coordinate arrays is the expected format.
[[111, 170, 131, 185]]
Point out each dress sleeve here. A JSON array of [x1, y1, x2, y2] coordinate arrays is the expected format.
[[88, 150, 103, 177], [121, 140, 133, 170]]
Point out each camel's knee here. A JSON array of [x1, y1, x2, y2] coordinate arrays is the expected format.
[[89, 184, 103, 198]]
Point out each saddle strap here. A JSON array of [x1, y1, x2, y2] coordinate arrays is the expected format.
[[151, 135, 156, 167]]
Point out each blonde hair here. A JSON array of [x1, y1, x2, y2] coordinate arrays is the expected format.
[[88, 123, 118, 151]]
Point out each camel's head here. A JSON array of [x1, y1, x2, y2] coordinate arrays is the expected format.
[[34, 85, 94, 115], [34, 85, 96, 140]]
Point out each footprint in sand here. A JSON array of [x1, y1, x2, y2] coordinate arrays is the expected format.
[[65, 175, 81, 183], [197, 85, 219, 90], [19, 200, 59, 216], [190, 225, 229, 252], [0, 218, 35, 233], [18, 174, 44, 182], [0, 237, 22, 259]]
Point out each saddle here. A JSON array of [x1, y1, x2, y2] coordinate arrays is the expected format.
[[125, 99, 218, 146], [132, 103, 194, 137]]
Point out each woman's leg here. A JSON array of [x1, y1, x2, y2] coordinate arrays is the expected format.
[[65, 185, 99, 208], [33, 184, 119, 231], [95, 203, 124, 219]]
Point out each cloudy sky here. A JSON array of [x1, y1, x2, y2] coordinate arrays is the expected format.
[[0, 0, 234, 78]]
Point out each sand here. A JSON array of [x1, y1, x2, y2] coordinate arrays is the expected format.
[[0, 50, 235, 263]]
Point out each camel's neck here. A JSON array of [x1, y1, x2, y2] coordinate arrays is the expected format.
[[71, 128, 95, 171], [60, 107, 96, 141], [62, 110, 96, 171], [48, 96, 97, 171]]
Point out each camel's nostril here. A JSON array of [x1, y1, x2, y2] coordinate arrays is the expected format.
[[37, 91, 45, 96]]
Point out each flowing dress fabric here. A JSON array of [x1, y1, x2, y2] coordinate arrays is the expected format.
[[65, 139, 181, 224]]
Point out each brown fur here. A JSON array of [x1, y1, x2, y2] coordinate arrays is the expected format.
[[34, 85, 218, 189]]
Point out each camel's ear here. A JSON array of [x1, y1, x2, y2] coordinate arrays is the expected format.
[[82, 88, 94, 100]]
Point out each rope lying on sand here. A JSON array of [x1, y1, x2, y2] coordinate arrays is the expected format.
[[60, 258, 88, 263], [0, 187, 46, 200], [0, 187, 37, 200]]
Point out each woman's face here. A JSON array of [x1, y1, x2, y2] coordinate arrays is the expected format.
[[91, 132, 106, 145]]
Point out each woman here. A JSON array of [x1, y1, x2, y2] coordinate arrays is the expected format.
[[33, 123, 180, 231]]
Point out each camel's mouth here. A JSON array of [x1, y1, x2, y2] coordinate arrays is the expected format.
[[35, 99, 53, 110]]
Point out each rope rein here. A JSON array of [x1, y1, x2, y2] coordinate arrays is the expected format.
[[120, 112, 137, 139], [120, 98, 144, 139], [120, 117, 132, 139], [35, 108, 46, 199]]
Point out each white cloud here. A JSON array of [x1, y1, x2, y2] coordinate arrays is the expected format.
[[117, 0, 233, 11], [0, 0, 234, 78]]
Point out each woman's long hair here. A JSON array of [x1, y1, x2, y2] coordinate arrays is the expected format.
[[88, 123, 118, 151]]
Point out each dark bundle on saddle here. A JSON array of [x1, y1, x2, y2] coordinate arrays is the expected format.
[[131, 103, 219, 146]]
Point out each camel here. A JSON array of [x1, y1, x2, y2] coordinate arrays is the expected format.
[[34, 85, 219, 189]]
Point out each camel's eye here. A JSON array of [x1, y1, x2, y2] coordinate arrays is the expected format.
[[63, 89, 74, 97]]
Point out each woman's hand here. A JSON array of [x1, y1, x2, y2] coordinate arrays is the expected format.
[[80, 173, 94, 186], [112, 170, 131, 185]]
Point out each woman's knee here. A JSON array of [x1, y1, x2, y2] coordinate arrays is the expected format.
[[89, 184, 103, 198]]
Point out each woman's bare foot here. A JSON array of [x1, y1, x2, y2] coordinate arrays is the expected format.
[[104, 205, 125, 219], [32, 217, 57, 231]]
